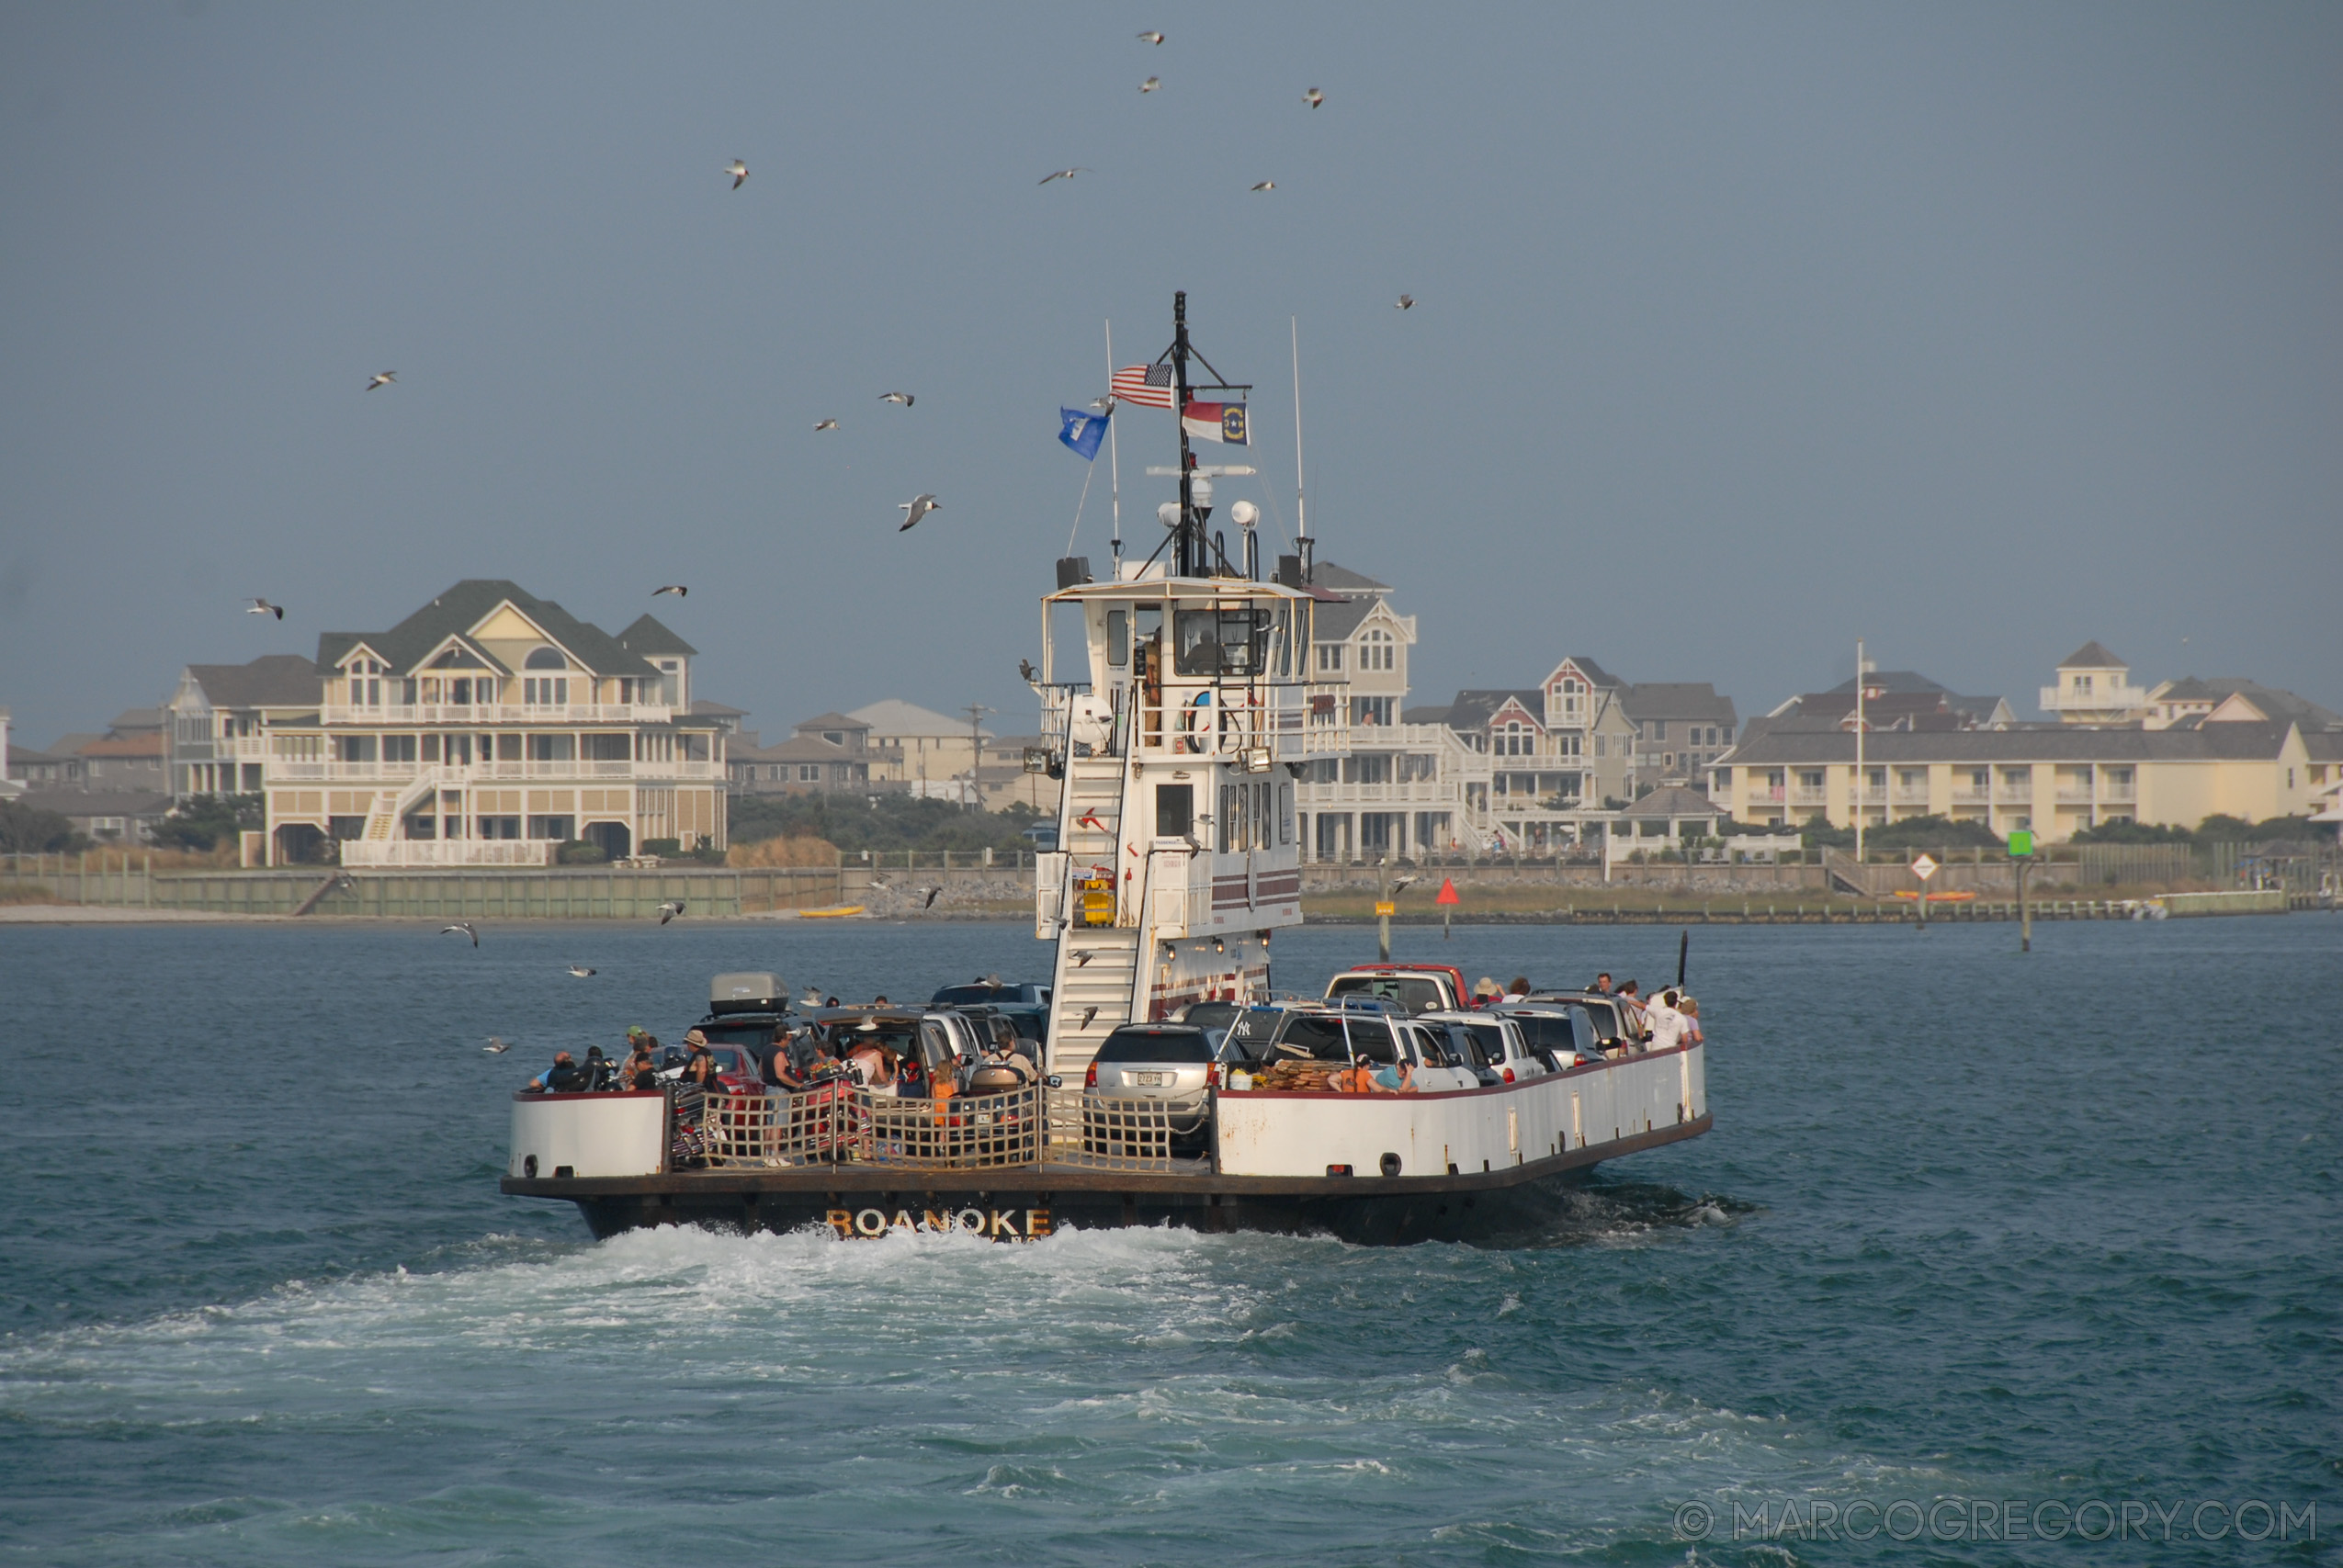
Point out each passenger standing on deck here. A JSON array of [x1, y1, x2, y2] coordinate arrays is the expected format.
[[1645, 989, 1688, 1053], [1503, 976, 1532, 1003], [760, 1026, 799, 1090], [1473, 977, 1501, 1009], [625, 1039, 659, 1090], [1680, 997, 1704, 1045], [1590, 973, 1613, 995]]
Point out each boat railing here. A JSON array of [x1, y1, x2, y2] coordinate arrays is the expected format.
[[687, 1083, 1186, 1174]]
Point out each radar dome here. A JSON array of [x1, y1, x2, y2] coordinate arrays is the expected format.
[[1229, 500, 1259, 528]]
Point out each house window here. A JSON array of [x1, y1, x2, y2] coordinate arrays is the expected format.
[[336, 735, 378, 763], [1359, 628, 1395, 671], [1556, 733, 1582, 758], [478, 816, 522, 840], [383, 735, 418, 763], [524, 677, 569, 705], [526, 815, 575, 840], [1353, 696, 1394, 727], [525, 647, 566, 671], [1316, 644, 1343, 672], [1344, 754, 1392, 784], [1593, 736, 1607, 758], [798, 764, 821, 782], [527, 734, 576, 761]]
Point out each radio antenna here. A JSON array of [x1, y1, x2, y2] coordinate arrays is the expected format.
[[1291, 316, 1312, 581]]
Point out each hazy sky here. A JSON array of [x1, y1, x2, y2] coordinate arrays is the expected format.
[[3, 4, 2337, 749]]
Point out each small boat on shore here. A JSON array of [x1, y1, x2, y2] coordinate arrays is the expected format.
[[501, 295, 1709, 1243]]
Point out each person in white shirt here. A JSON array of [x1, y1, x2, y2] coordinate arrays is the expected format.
[[1644, 989, 1688, 1052]]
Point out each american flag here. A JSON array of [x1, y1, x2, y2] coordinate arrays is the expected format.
[[1110, 362, 1176, 410]]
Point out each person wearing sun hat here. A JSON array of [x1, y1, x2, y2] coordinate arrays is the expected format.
[[1472, 977, 1501, 1009]]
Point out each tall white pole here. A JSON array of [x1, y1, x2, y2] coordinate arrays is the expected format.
[[1854, 637, 1866, 865], [1291, 316, 1308, 549], [1105, 320, 1121, 569]]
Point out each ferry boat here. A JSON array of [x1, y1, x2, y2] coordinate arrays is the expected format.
[[502, 295, 1710, 1243]]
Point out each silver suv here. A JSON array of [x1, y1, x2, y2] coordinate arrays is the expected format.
[[1084, 1023, 1216, 1155]]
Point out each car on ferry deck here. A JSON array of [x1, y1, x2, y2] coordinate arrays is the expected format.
[[1487, 1003, 1606, 1071], [1085, 1022, 1217, 1156], [1420, 1010, 1548, 1085], [1522, 991, 1647, 1054], [1260, 1004, 1478, 1090], [1321, 964, 1471, 1015]]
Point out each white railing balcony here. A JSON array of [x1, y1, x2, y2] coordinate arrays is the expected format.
[[2039, 682, 2147, 715], [264, 757, 714, 784], [320, 703, 673, 727], [339, 840, 554, 868], [1296, 780, 1445, 806], [1949, 786, 1991, 806], [1890, 784, 1931, 805], [2055, 786, 2095, 804], [1789, 787, 1828, 807], [1995, 784, 2032, 803], [2100, 784, 2137, 803]]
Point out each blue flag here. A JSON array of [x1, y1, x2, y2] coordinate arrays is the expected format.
[[1058, 404, 1109, 460]]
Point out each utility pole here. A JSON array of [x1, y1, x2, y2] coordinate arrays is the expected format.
[[1377, 856, 1393, 963], [1854, 637, 1867, 868]]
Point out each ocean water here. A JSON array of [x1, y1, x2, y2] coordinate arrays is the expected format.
[[0, 915, 2337, 1565]]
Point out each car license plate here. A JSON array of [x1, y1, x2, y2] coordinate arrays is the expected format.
[[1134, 1072, 1167, 1086], [973, 1112, 993, 1125]]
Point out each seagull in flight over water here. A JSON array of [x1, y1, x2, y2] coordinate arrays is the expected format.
[[566, 964, 596, 978], [898, 493, 940, 531], [1251, 179, 1276, 192], [878, 390, 914, 407], [1396, 295, 1415, 310], [1138, 29, 1163, 44], [1140, 76, 1160, 93], [1304, 87, 1324, 108], [813, 418, 838, 431], [366, 371, 396, 391], [483, 1036, 511, 1054], [1039, 167, 1092, 185], [441, 921, 478, 946], [656, 900, 685, 925], [652, 584, 687, 598], [247, 598, 284, 619], [725, 159, 749, 189]]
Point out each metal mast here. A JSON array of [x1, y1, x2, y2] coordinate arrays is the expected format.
[[1172, 291, 1200, 576]]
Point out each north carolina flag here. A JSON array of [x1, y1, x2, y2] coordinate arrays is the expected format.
[[1182, 400, 1248, 446]]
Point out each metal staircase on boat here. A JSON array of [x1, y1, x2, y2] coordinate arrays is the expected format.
[[1047, 753, 1147, 1077]]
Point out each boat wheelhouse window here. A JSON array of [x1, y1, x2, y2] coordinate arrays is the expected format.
[[1325, 975, 1443, 1015], [1105, 609, 1128, 668], [1172, 607, 1269, 676], [1094, 1027, 1214, 1063], [1154, 783, 1193, 839]]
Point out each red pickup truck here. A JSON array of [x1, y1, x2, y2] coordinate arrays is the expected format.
[[1321, 964, 1474, 1015]]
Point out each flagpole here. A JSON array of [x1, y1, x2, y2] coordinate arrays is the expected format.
[[1291, 316, 1311, 578], [1105, 319, 1121, 571]]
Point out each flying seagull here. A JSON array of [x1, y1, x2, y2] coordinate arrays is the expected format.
[[1304, 87, 1324, 108], [725, 159, 749, 189], [656, 900, 685, 925], [1250, 179, 1275, 192], [921, 886, 942, 909], [1039, 167, 1092, 186], [366, 371, 396, 391], [897, 493, 940, 532], [1396, 295, 1415, 310], [652, 584, 688, 598], [441, 921, 478, 946], [1390, 874, 1420, 894], [246, 598, 285, 620], [1140, 76, 1160, 93], [1138, 29, 1163, 44], [878, 390, 914, 406], [566, 964, 596, 978], [483, 1036, 511, 1054], [1080, 1006, 1099, 1029], [813, 418, 838, 432]]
